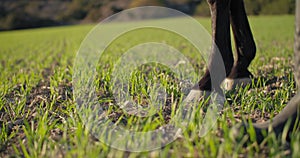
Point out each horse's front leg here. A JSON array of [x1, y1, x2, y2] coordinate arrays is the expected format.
[[185, 0, 232, 102]]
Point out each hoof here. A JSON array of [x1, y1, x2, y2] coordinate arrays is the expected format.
[[184, 89, 211, 103], [183, 89, 225, 107], [223, 77, 252, 91]]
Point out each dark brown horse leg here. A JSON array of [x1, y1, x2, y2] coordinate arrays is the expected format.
[[252, 94, 299, 142], [229, 0, 256, 79], [196, 0, 233, 91], [185, 0, 232, 102], [223, 0, 256, 90], [242, 0, 300, 143]]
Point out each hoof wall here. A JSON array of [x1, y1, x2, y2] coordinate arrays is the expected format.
[[184, 89, 225, 107], [223, 78, 252, 91]]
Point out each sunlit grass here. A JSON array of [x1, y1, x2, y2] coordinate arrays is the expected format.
[[0, 15, 299, 157]]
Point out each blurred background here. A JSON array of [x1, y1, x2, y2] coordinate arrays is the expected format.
[[0, 0, 295, 31]]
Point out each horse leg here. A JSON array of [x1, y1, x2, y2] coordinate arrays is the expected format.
[[224, 0, 256, 90], [239, 0, 300, 143], [252, 94, 299, 142], [185, 0, 233, 102]]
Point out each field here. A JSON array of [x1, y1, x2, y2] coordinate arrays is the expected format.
[[0, 15, 299, 157]]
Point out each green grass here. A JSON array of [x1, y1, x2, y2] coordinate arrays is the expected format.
[[0, 15, 299, 157]]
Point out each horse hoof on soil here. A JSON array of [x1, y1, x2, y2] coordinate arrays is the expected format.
[[184, 89, 225, 107], [184, 89, 211, 103], [223, 78, 252, 91]]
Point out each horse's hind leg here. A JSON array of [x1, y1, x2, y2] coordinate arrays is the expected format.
[[253, 94, 299, 142], [241, 0, 300, 143], [224, 0, 256, 90]]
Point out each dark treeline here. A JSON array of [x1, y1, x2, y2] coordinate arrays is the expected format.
[[0, 0, 295, 31]]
